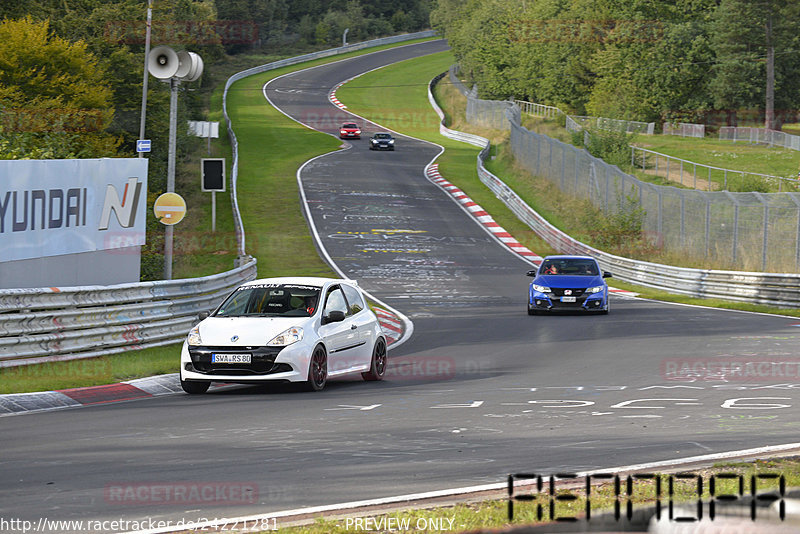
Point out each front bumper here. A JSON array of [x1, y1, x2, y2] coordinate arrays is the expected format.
[[530, 291, 607, 311], [180, 341, 307, 383], [370, 143, 394, 150]]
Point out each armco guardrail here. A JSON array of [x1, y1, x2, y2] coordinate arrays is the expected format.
[[0, 259, 256, 367], [430, 72, 800, 308], [223, 30, 437, 256]]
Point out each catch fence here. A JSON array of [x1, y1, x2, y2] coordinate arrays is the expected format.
[[448, 67, 800, 272], [719, 127, 800, 151]]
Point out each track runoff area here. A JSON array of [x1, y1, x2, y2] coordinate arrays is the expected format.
[[3, 40, 800, 534]]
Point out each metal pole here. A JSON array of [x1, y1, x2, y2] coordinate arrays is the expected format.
[[138, 0, 153, 159], [796, 207, 800, 271], [212, 191, 216, 233], [164, 78, 178, 280], [732, 203, 739, 264], [761, 199, 769, 271], [680, 193, 685, 247], [705, 199, 711, 257]]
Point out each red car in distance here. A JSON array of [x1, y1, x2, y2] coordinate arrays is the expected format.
[[339, 123, 361, 139]]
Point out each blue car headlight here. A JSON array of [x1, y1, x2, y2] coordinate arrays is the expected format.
[[532, 284, 551, 293], [586, 285, 604, 294]]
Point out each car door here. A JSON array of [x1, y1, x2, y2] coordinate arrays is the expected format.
[[341, 283, 375, 368], [319, 285, 357, 376]]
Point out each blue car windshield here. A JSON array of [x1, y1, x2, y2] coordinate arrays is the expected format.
[[540, 259, 599, 276]]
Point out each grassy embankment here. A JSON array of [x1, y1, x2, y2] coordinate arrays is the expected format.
[[0, 38, 437, 394]]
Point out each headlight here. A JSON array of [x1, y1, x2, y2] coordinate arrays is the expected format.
[[187, 325, 202, 346], [371, 139, 378, 143], [355, 130, 361, 134], [587, 286, 604, 294], [532, 284, 551, 293], [267, 326, 304, 347], [388, 139, 395, 144]]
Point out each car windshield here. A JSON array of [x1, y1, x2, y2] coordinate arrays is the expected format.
[[215, 284, 322, 318], [342, 124, 357, 128], [374, 133, 391, 139], [540, 259, 599, 276]]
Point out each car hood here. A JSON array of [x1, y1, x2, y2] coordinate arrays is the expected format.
[[197, 316, 312, 346], [534, 274, 604, 288]]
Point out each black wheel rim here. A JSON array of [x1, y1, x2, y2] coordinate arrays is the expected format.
[[374, 340, 387, 376], [311, 348, 326, 387]]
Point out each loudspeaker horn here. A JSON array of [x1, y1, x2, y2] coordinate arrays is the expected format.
[[174, 50, 193, 79], [148, 45, 179, 80], [182, 52, 204, 82]]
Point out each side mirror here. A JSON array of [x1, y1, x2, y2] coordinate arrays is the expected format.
[[603, 272, 613, 278], [526, 269, 537, 277], [321, 310, 346, 325], [198, 310, 210, 321]]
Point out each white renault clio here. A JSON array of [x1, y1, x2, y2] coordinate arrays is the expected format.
[[179, 277, 387, 394]]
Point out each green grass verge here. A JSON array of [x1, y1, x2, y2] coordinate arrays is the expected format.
[[273, 458, 800, 533], [4, 37, 437, 395], [336, 51, 556, 259], [0, 345, 181, 394], [608, 278, 800, 318]]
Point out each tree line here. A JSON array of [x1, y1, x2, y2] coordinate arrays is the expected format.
[[432, 0, 800, 128], [0, 0, 432, 167]]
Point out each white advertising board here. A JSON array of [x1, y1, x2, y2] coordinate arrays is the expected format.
[[0, 158, 148, 262]]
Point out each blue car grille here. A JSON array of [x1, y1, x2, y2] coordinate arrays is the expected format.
[[551, 287, 586, 297]]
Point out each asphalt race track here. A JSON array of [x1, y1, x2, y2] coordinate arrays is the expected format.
[[3, 40, 800, 530]]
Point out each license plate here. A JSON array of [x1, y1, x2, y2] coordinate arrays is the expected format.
[[560, 296, 577, 303], [212, 353, 251, 364]]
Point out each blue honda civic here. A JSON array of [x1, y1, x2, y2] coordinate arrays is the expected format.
[[526, 255, 612, 315]]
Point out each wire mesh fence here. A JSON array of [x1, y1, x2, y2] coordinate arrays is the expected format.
[[663, 122, 705, 138], [566, 115, 655, 135], [509, 120, 800, 271], [447, 66, 800, 271], [629, 146, 794, 192], [719, 127, 800, 151]]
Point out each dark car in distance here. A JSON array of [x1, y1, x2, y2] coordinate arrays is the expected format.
[[369, 132, 395, 151]]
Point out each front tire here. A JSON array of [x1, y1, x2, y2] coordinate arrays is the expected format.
[[305, 345, 328, 391], [181, 380, 210, 394], [362, 338, 387, 381]]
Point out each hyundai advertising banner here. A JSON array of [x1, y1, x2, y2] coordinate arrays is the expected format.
[[0, 159, 148, 262]]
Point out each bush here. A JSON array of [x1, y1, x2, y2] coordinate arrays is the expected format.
[[582, 187, 648, 252], [573, 126, 636, 169]]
